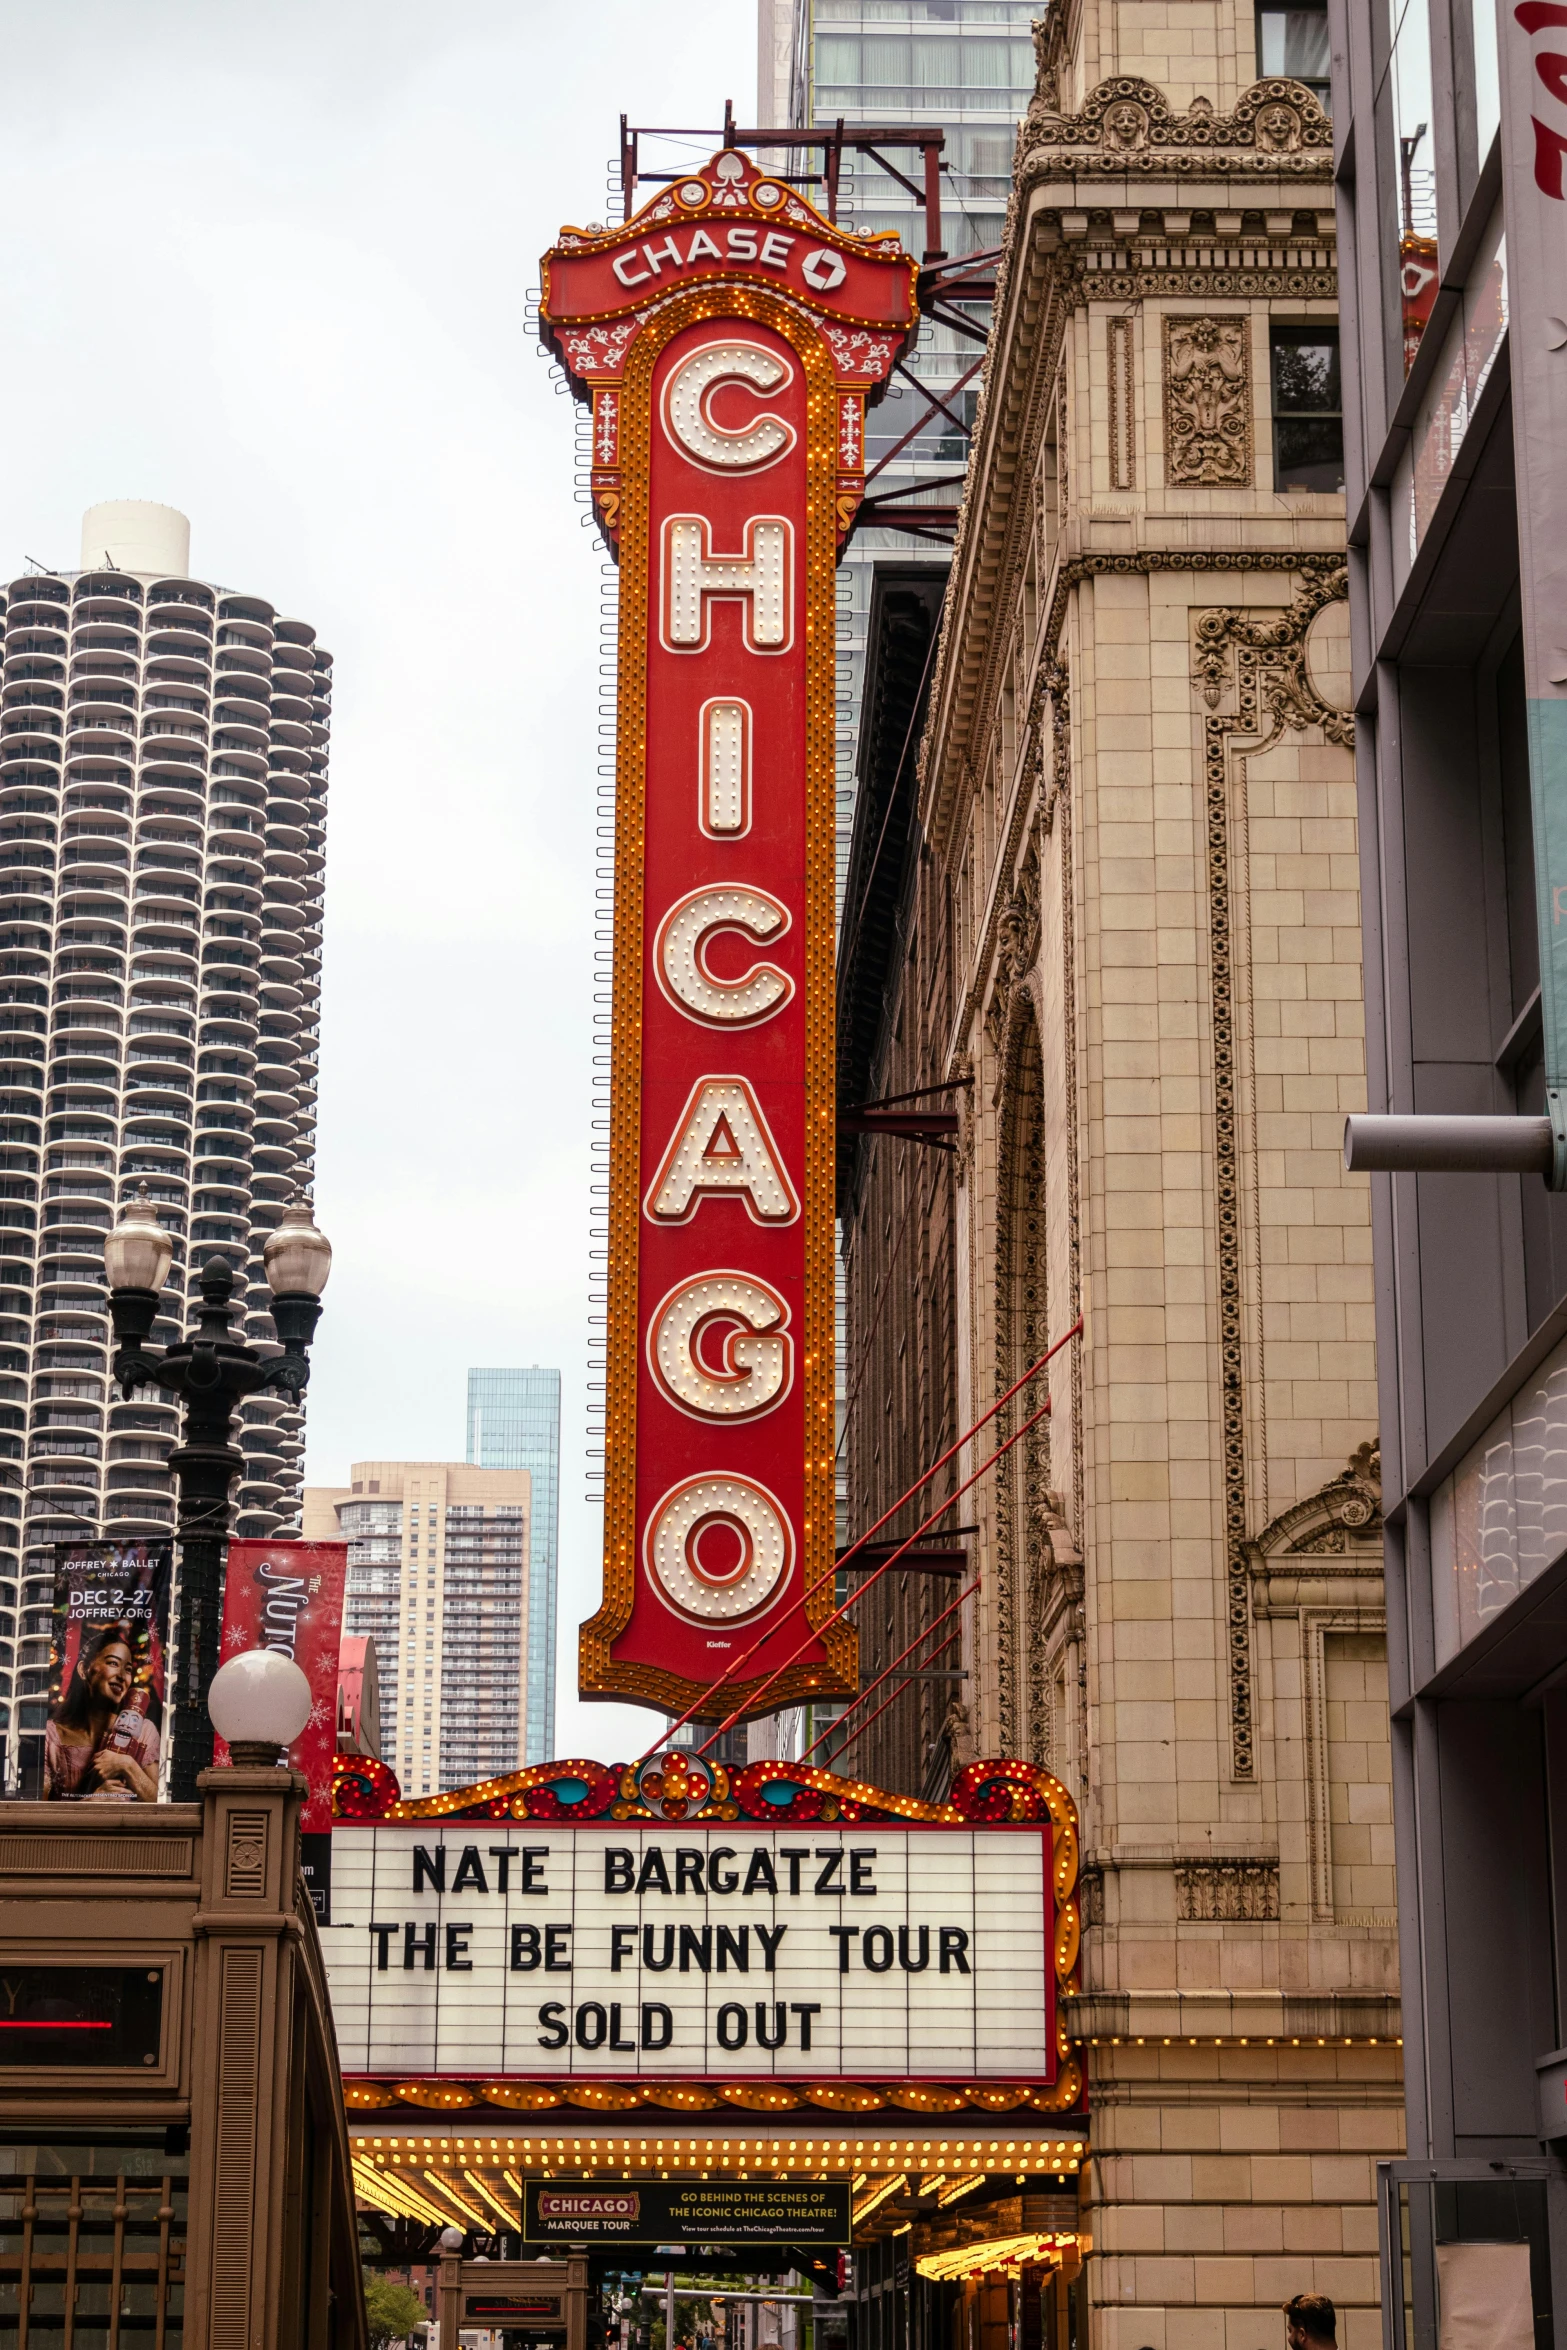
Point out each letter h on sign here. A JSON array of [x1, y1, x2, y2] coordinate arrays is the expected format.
[[661, 518, 792, 652]]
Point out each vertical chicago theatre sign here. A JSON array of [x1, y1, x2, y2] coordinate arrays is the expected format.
[[540, 152, 916, 1716]]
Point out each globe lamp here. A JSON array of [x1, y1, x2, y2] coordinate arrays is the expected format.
[[208, 1648, 313, 1767]]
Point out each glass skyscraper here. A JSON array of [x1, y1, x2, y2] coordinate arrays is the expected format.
[[760, 0, 1037, 1636], [760, 0, 1040, 902], [466, 1366, 559, 1762]]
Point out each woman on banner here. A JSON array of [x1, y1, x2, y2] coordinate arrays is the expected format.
[[44, 1620, 161, 1800]]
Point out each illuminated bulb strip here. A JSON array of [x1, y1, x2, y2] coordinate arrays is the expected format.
[[361, 2175, 448, 2229], [935, 2174, 987, 2208], [356, 2135, 1087, 2169], [851, 2173, 907, 2225], [357, 2162, 463, 2230], [463, 2167, 521, 2228], [414, 2172, 490, 2228], [915, 2233, 1080, 2285]]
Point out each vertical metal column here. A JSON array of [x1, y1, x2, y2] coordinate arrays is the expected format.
[[1500, 9, 1567, 1179]]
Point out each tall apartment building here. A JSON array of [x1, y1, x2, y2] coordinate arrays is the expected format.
[[754, 4, 1040, 1610], [0, 501, 328, 1780], [466, 1365, 559, 1763], [306, 1460, 530, 1797], [836, 0, 1405, 2338]]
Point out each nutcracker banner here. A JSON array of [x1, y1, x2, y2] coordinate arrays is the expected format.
[[217, 1537, 347, 1833], [540, 149, 917, 1715]]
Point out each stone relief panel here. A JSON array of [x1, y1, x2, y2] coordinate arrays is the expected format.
[[1164, 317, 1253, 485]]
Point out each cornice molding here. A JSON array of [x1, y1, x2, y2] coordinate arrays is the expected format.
[[1018, 72, 1335, 179]]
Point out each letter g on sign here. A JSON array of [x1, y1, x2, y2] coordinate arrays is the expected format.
[[662, 343, 796, 472]]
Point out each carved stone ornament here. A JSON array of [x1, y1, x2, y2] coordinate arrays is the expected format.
[[1175, 1857, 1280, 1921], [942, 1696, 979, 1771], [1191, 569, 1356, 1778], [1246, 1442, 1384, 1577], [1019, 73, 1332, 176], [951, 1050, 976, 1183], [1164, 316, 1252, 485], [999, 842, 1042, 981], [986, 833, 1044, 1054], [1191, 565, 1354, 746]]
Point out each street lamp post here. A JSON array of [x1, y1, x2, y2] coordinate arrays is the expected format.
[[103, 1190, 333, 1800]]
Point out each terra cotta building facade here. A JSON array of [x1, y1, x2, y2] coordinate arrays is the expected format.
[[836, 3, 1403, 2341]]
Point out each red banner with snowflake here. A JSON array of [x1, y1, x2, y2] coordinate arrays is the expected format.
[[217, 1538, 348, 1833]]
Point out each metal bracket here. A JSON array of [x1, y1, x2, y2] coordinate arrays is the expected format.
[[1548, 1088, 1567, 1189]]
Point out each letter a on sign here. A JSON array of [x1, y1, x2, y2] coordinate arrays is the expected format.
[[540, 154, 917, 1714]]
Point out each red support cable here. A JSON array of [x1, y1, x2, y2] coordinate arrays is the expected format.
[[800, 1580, 976, 1763], [819, 1626, 969, 1771], [692, 1387, 1055, 1754], [639, 1325, 1080, 1767]]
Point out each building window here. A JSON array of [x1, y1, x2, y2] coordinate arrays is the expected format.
[[1270, 325, 1344, 491], [1256, 0, 1330, 104]]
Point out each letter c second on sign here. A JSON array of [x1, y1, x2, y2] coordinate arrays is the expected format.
[[655, 885, 793, 1027]]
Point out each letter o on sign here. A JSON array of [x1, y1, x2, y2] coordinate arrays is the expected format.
[[716, 2002, 749, 2050], [646, 1473, 792, 1622], [801, 248, 847, 292]]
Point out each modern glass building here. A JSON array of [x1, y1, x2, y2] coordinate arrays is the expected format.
[[1332, 0, 1567, 2330], [466, 1366, 559, 1762], [759, 0, 1038, 905]]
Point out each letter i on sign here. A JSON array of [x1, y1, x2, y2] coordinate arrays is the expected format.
[[539, 152, 918, 1714]]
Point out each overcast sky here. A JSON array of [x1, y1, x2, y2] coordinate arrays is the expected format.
[[0, 0, 757, 1759]]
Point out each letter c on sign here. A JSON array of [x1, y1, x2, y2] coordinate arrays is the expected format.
[[655, 884, 793, 1027], [662, 343, 796, 472]]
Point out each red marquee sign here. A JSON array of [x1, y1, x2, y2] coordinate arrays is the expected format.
[[540, 152, 916, 1717]]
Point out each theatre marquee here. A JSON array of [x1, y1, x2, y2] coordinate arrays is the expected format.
[[322, 1822, 1053, 2084]]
